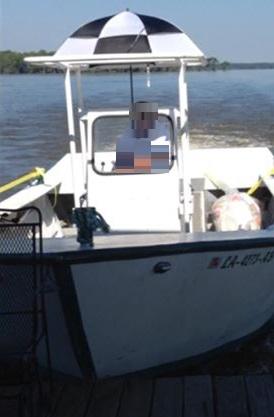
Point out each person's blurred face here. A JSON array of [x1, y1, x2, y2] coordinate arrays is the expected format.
[[130, 102, 158, 137]]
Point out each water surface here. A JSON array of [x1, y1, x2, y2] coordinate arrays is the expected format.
[[1, 70, 274, 184]]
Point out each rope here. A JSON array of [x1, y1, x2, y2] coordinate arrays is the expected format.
[[51, 186, 59, 208]]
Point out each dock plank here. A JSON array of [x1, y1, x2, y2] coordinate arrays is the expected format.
[[49, 380, 93, 417], [117, 378, 153, 417], [214, 376, 249, 417], [85, 378, 124, 417], [2, 373, 274, 417], [0, 380, 64, 417], [184, 375, 215, 417], [39, 380, 65, 417], [150, 377, 183, 417], [245, 375, 274, 417], [0, 387, 20, 417]]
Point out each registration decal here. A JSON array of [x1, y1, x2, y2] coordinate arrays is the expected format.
[[207, 250, 274, 269]]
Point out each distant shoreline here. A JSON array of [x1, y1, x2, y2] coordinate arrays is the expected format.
[[1, 51, 274, 74]]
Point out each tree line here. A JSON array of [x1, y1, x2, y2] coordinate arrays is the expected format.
[[0, 51, 273, 74], [0, 50, 59, 74]]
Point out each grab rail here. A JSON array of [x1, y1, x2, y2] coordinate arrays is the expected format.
[[0, 167, 45, 194]]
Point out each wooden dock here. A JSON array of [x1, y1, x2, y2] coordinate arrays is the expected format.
[[1, 373, 274, 417]]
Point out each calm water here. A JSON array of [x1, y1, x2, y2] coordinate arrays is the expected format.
[[1, 70, 274, 184], [1, 70, 274, 373]]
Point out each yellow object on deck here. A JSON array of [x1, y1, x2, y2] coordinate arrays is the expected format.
[[0, 167, 45, 194], [247, 167, 274, 195]]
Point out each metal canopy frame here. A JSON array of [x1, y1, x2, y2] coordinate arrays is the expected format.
[[24, 53, 205, 68], [25, 52, 202, 232]]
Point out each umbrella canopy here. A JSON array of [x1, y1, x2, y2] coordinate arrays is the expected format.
[[55, 10, 204, 59]]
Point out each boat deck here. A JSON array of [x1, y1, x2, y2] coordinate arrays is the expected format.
[[2, 373, 274, 417]]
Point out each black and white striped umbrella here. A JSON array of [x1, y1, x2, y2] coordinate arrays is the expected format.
[[55, 10, 203, 58]]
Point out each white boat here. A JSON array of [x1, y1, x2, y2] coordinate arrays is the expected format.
[[1, 11, 274, 379]]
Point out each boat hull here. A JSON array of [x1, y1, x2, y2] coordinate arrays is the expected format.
[[40, 237, 274, 378]]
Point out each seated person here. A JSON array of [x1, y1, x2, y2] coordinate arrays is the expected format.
[[115, 101, 170, 173]]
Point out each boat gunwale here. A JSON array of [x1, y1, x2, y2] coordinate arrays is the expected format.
[[1, 231, 274, 264]]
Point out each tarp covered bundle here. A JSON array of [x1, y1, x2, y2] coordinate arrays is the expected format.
[[55, 10, 203, 59]]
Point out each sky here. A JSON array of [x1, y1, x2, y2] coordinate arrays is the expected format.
[[1, 0, 274, 62]]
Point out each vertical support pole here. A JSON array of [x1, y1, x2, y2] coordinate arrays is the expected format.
[[65, 67, 80, 207], [76, 67, 84, 114], [79, 119, 88, 195], [129, 66, 134, 106], [86, 118, 92, 208], [178, 60, 192, 232], [76, 68, 87, 192]]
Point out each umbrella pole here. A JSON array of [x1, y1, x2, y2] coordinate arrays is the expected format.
[[129, 65, 134, 105]]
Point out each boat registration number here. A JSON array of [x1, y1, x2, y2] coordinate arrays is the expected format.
[[208, 250, 274, 269]]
